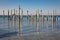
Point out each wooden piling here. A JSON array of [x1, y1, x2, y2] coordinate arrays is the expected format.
[[40, 10, 44, 25], [19, 6, 22, 36], [18, 5, 22, 40], [14, 9, 16, 32], [2, 10, 5, 30], [52, 9, 54, 32], [46, 10, 49, 32], [36, 10, 38, 33], [8, 9, 10, 32], [40, 10, 42, 32], [10, 9, 12, 32]]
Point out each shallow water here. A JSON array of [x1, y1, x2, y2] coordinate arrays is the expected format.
[[0, 15, 60, 39]]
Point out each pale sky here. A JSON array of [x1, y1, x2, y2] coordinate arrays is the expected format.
[[0, 0, 60, 15]]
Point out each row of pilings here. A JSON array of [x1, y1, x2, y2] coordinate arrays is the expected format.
[[1, 6, 58, 39]]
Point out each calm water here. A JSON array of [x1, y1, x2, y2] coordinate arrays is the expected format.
[[0, 15, 60, 38]]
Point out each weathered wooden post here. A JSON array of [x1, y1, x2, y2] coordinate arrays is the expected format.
[[46, 10, 49, 32], [41, 10, 44, 32], [36, 10, 38, 33], [52, 9, 54, 32], [10, 9, 12, 32], [40, 10, 42, 32], [18, 5, 22, 40], [14, 9, 16, 32], [8, 9, 10, 32]]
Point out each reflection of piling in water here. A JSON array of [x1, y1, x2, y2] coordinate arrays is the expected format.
[[46, 18, 48, 32], [32, 14, 34, 25], [14, 9, 16, 32], [56, 16, 58, 26], [56, 16, 58, 31], [10, 10, 12, 32], [42, 15, 44, 25]]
